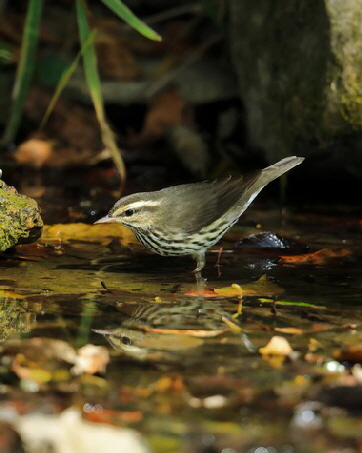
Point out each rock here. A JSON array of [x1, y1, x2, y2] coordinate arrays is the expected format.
[[0, 172, 43, 251], [228, 0, 362, 162]]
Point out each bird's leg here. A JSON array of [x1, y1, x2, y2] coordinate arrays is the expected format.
[[192, 252, 205, 273], [192, 252, 206, 290]]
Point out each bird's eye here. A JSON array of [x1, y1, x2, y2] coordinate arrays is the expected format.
[[121, 336, 131, 346], [124, 208, 135, 217]]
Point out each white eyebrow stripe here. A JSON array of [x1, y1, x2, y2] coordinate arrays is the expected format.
[[125, 200, 161, 209]]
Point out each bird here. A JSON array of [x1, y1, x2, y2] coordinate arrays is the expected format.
[[95, 156, 304, 277]]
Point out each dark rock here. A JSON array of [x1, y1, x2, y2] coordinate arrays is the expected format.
[[228, 0, 362, 163], [236, 232, 307, 252]]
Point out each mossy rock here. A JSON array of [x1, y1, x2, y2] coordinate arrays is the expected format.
[[0, 175, 43, 251]]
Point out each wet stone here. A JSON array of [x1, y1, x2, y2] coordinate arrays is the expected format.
[[0, 172, 43, 251]]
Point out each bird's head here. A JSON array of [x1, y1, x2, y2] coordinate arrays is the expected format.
[[94, 193, 160, 229]]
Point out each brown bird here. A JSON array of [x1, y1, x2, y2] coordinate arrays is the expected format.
[[95, 156, 304, 276]]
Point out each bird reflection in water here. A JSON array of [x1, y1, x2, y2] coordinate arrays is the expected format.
[[95, 300, 243, 363]]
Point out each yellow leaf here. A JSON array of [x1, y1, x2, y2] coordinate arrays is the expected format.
[[214, 275, 284, 298], [41, 223, 137, 246], [0, 290, 26, 299]]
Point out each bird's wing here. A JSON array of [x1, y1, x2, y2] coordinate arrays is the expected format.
[[159, 172, 261, 235]]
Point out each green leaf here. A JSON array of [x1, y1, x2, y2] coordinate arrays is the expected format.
[[100, 0, 161, 41], [258, 298, 324, 309], [76, 0, 126, 187], [1, 0, 44, 145], [76, 0, 104, 122]]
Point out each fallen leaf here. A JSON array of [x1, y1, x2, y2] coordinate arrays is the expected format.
[[41, 223, 137, 247], [214, 275, 284, 298], [14, 138, 53, 167], [279, 248, 352, 266]]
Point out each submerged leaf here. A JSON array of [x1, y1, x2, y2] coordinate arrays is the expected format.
[[279, 248, 352, 266]]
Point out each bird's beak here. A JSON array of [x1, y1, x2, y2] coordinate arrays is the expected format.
[[94, 215, 118, 224]]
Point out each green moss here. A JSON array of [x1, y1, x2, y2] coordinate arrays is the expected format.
[[0, 179, 43, 251]]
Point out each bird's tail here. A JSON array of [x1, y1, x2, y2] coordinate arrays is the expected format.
[[258, 156, 304, 188], [237, 156, 304, 213]]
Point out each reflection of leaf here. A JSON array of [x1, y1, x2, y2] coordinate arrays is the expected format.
[[2, 337, 77, 387], [274, 327, 303, 335], [20, 409, 146, 451], [0, 290, 26, 299], [2, 338, 108, 388], [259, 336, 293, 369], [279, 248, 352, 266], [72, 344, 109, 374], [184, 290, 219, 297], [259, 336, 293, 356], [214, 275, 284, 298]]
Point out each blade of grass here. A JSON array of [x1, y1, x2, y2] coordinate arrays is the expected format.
[[76, 298, 97, 348], [76, 0, 125, 189], [258, 298, 324, 309], [100, 0, 161, 41], [40, 30, 97, 129], [1, 0, 44, 145]]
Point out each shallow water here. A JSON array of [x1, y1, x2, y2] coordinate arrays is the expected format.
[[1, 206, 362, 453]]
